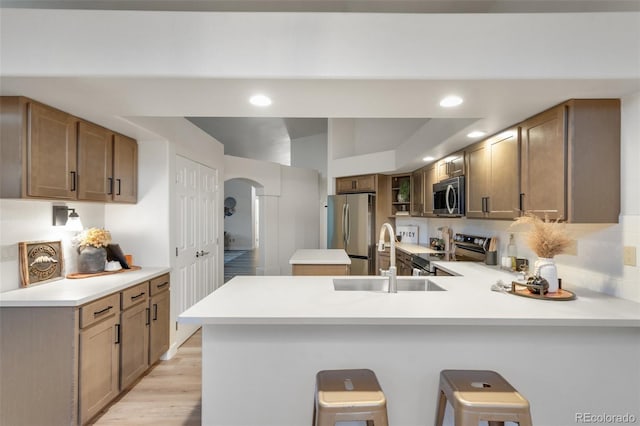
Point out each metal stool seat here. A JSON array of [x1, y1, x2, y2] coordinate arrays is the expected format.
[[314, 369, 389, 426], [435, 370, 533, 426]]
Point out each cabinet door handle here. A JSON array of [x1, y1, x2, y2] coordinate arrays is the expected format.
[[131, 292, 145, 301], [485, 197, 490, 213], [153, 303, 158, 321], [116, 178, 122, 195], [115, 323, 121, 344], [93, 306, 113, 317], [519, 193, 525, 213], [146, 307, 150, 326], [108, 177, 113, 195], [70, 171, 77, 192]]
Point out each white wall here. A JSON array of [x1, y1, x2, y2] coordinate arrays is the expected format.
[[105, 137, 170, 267], [291, 133, 328, 249], [278, 166, 320, 274], [224, 155, 320, 275], [2, 10, 638, 80], [0, 200, 105, 292], [224, 180, 255, 250]]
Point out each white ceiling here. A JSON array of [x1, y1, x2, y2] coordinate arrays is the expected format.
[[3, 0, 639, 13], [1, 3, 638, 171]]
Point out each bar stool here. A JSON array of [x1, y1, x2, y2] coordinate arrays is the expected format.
[[313, 368, 389, 426], [435, 370, 533, 426]]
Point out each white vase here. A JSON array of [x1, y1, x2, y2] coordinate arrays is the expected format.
[[534, 257, 558, 293]]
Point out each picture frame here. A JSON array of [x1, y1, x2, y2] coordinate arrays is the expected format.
[[18, 240, 64, 287]]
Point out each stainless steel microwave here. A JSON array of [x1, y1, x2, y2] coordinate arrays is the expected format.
[[433, 176, 465, 217]]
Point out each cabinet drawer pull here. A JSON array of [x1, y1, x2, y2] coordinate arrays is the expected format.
[[156, 282, 169, 289], [115, 323, 121, 344], [93, 306, 113, 316], [131, 292, 145, 301]]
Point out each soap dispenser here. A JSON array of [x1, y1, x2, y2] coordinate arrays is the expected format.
[[507, 233, 517, 271]]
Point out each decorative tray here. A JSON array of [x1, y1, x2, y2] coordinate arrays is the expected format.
[[509, 281, 576, 301], [66, 265, 141, 279]]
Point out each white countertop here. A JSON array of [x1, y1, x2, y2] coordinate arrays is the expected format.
[[394, 242, 442, 255], [289, 249, 351, 265], [0, 267, 171, 307], [179, 262, 640, 327]]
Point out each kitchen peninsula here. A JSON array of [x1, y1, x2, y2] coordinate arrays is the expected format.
[[179, 263, 640, 426]]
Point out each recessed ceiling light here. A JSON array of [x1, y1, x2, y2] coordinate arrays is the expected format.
[[422, 156, 435, 162], [249, 94, 272, 107], [467, 131, 486, 138], [439, 95, 463, 108]]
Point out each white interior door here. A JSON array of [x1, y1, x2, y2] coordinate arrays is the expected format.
[[198, 165, 218, 295], [175, 156, 220, 346], [175, 156, 198, 315]]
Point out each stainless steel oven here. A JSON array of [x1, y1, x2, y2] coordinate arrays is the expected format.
[[410, 233, 491, 275], [433, 176, 465, 217]]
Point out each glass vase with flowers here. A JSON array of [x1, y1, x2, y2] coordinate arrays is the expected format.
[[73, 228, 112, 274], [510, 213, 572, 293]]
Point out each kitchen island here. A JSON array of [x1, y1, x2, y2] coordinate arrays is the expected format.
[[289, 248, 351, 275], [179, 263, 640, 426]]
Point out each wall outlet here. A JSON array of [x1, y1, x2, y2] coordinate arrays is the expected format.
[[623, 246, 637, 267]]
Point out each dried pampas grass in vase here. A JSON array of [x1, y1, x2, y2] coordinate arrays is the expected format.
[[510, 213, 572, 293]]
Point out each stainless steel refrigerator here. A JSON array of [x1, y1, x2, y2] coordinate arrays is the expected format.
[[327, 193, 375, 275]]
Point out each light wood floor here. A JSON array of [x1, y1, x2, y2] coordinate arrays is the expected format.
[[90, 330, 202, 425]]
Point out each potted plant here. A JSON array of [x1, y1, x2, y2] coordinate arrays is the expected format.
[[397, 179, 410, 203], [73, 228, 112, 273]]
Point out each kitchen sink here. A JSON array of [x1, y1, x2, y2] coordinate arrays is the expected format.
[[333, 278, 445, 292]]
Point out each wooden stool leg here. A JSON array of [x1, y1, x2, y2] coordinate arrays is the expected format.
[[435, 390, 447, 426]]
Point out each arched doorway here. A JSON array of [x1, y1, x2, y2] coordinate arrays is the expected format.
[[224, 178, 263, 282]]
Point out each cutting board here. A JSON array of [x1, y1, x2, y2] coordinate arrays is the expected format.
[[67, 265, 141, 279]]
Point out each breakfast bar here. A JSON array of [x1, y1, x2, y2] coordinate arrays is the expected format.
[[179, 263, 640, 426]]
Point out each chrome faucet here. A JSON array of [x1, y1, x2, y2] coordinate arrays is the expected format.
[[378, 222, 397, 293]]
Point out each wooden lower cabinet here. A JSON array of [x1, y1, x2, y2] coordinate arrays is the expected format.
[[120, 298, 150, 390], [0, 274, 171, 426], [292, 264, 350, 276], [149, 288, 171, 364], [396, 250, 413, 276], [79, 313, 120, 425]]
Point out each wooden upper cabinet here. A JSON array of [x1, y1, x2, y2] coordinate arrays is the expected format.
[[467, 128, 520, 219], [520, 106, 566, 221], [336, 174, 377, 194], [1, 96, 138, 203], [410, 168, 424, 216], [465, 140, 490, 218], [422, 163, 437, 216], [487, 128, 520, 219], [78, 121, 113, 202], [520, 99, 620, 223], [1, 97, 77, 199], [113, 134, 138, 203], [437, 150, 465, 181]]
